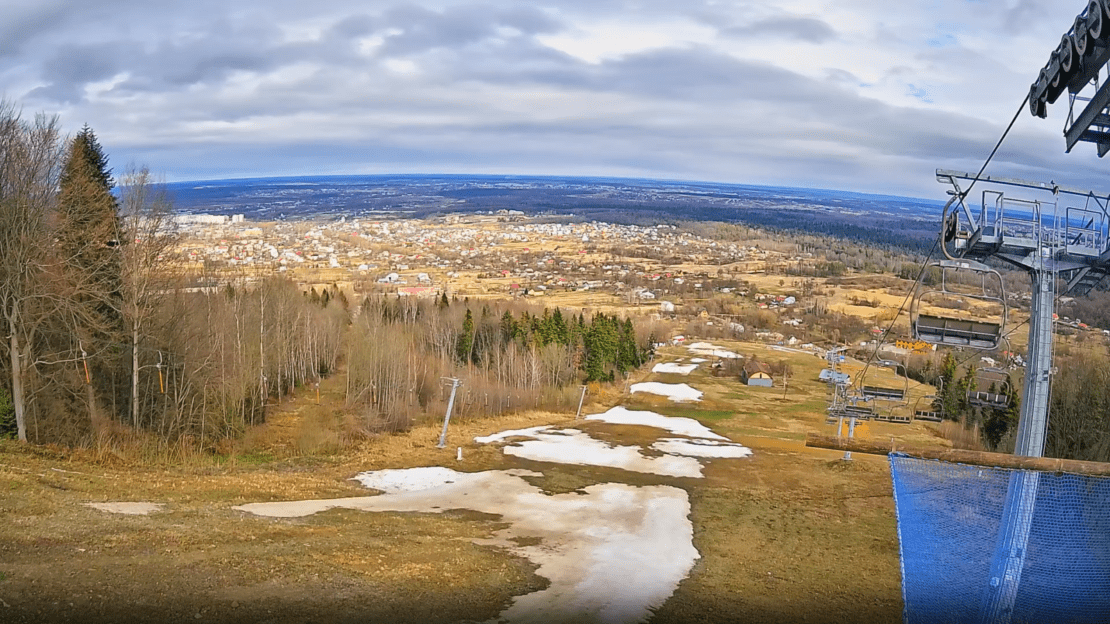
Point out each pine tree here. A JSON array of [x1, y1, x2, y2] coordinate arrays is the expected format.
[[956, 365, 976, 420], [936, 351, 959, 418], [57, 125, 125, 422], [552, 308, 568, 345], [58, 126, 120, 291], [983, 375, 1021, 450], [500, 310, 517, 343], [456, 309, 474, 364]]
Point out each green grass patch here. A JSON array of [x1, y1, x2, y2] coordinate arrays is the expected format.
[[235, 451, 276, 466]]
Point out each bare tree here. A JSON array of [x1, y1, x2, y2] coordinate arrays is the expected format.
[[117, 166, 178, 429], [0, 102, 63, 441]]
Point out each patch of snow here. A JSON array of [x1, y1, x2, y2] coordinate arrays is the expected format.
[[686, 342, 740, 359], [353, 466, 476, 493], [85, 502, 164, 515], [630, 382, 703, 402], [652, 438, 753, 459], [235, 469, 700, 624], [482, 428, 704, 478], [651, 362, 698, 375], [585, 406, 727, 440], [474, 426, 551, 445], [690, 358, 708, 363]]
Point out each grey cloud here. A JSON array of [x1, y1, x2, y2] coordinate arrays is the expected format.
[[4, 0, 1093, 198], [0, 2, 71, 58], [496, 6, 563, 34], [27, 42, 135, 103], [721, 16, 837, 43], [596, 47, 823, 100], [329, 14, 378, 38], [375, 4, 562, 57]]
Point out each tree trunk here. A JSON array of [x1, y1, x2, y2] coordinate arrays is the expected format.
[[10, 332, 26, 442], [132, 323, 140, 428]]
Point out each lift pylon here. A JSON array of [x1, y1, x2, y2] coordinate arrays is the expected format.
[[929, 169, 1110, 623]]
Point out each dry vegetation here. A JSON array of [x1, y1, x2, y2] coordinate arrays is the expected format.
[[1, 335, 970, 623], [5, 160, 1110, 621]]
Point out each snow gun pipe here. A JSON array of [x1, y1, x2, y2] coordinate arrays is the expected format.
[[805, 433, 1110, 476]]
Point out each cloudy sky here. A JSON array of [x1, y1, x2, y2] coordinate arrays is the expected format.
[[1, 0, 1105, 197]]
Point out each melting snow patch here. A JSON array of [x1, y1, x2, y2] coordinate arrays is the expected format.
[[235, 468, 700, 624], [586, 406, 727, 440], [690, 358, 708, 363], [353, 466, 476, 493], [686, 342, 740, 359], [479, 428, 704, 478], [652, 362, 698, 375], [85, 502, 164, 515], [474, 426, 552, 445], [652, 438, 753, 459], [630, 382, 702, 402]]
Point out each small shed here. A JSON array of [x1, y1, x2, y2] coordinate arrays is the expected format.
[[742, 360, 774, 387]]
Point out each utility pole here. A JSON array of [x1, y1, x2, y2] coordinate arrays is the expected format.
[[437, 378, 462, 448], [575, 385, 587, 419]]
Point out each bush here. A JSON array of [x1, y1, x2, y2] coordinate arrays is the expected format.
[[0, 387, 14, 439]]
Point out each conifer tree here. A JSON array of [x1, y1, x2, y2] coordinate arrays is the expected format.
[[56, 125, 124, 423], [500, 310, 517, 343], [456, 309, 474, 364], [936, 351, 959, 418]]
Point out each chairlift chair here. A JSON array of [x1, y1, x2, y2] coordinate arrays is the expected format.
[[911, 377, 945, 423], [910, 259, 1008, 350], [857, 359, 909, 403], [967, 367, 1013, 410]]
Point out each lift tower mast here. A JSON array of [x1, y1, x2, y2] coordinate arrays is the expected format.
[[906, 3, 1110, 620]]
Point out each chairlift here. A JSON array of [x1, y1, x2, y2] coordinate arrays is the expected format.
[[912, 398, 944, 422], [967, 367, 1013, 410], [910, 259, 1007, 350], [857, 359, 909, 403], [844, 401, 874, 419]]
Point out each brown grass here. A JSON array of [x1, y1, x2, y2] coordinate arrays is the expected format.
[[932, 418, 987, 451]]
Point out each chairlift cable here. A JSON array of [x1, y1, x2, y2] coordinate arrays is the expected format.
[[962, 93, 1032, 200], [856, 92, 1029, 391], [855, 236, 940, 390]]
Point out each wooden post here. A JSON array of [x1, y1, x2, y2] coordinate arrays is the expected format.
[[805, 433, 1110, 475]]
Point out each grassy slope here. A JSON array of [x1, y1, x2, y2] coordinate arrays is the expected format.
[[0, 339, 952, 623]]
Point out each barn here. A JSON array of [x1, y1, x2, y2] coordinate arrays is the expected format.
[[742, 360, 774, 387]]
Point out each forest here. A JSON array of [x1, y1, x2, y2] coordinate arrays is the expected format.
[[0, 105, 661, 449]]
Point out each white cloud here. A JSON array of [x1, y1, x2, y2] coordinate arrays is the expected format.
[[1, 0, 1103, 197]]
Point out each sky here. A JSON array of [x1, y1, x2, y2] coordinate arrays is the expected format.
[[1, 0, 1107, 198]]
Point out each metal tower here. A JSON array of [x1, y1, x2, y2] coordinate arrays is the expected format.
[[925, 169, 1110, 455], [917, 169, 1110, 623]]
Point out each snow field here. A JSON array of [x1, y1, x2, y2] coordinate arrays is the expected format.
[[685, 342, 741, 359], [651, 362, 699, 375], [235, 469, 699, 624], [630, 382, 703, 402]]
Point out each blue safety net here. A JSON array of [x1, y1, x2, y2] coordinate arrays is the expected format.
[[889, 453, 1110, 624]]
